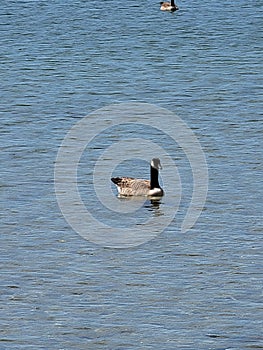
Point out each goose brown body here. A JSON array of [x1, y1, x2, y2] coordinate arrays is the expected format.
[[111, 177, 151, 196]]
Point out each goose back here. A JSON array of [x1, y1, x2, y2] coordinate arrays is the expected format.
[[111, 177, 150, 196]]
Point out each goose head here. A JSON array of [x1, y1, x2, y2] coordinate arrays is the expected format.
[[151, 158, 162, 170]]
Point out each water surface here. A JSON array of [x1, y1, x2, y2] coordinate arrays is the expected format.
[[1, 0, 262, 348]]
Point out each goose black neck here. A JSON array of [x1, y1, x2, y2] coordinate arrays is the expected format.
[[150, 165, 160, 189], [171, 0, 175, 6]]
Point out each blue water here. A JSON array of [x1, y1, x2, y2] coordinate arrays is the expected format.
[[1, 0, 262, 349]]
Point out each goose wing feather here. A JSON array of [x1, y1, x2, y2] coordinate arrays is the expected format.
[[111, 177, 150, 196]]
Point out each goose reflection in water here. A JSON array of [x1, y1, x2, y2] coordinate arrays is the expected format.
[[116, 195, 164, 218]]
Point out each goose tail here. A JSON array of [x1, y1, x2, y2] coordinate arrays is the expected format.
[[111, 177, 122, 185]]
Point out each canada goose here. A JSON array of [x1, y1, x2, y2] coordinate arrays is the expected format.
[[160, 0, 179, 12], [111, 158, 164, 197]]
